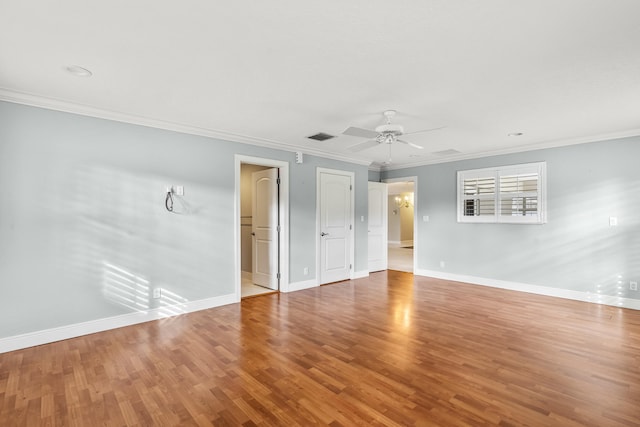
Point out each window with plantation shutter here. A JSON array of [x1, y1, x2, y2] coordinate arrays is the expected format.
[[460, 173, 496, 222], [457, 162, 546, 224]]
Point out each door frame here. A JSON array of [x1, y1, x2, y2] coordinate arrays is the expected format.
[[316, 167, 355, 284], [235, 155, 289, 301], [383, 176, 417, 273]]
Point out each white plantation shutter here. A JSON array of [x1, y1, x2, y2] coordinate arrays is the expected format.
[[461, 173, 496, 222], [498, 166, 540, 222], [458, 162, 546, 224]]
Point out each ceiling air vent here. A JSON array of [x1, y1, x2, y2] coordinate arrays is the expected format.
[[307, 132, 335, 141], [432, 149, 461, 156]]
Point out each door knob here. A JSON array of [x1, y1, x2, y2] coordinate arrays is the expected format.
[[251, 232, 255, 236], [320, 232, 329, 236]]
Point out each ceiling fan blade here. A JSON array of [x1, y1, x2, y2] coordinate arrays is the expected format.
[[403, 126, 446, 136], [342, 126, 379, 139], [347, 139, 379, 152], [397, 139, 424, 150]]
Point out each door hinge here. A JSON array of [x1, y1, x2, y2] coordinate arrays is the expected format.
[[277, 225, 281, 232], [350, 264, 352, 270], [349, 224, 352, 230], [276, 177, 281, 185], [350, 184, 353, 190]]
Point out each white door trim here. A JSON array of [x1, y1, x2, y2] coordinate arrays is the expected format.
[[316, 167, 355, 284], [383, 176, 417, 273], [235, 155, 290, 301]]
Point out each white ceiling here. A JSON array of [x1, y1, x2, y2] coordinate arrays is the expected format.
[[2, 1, 640, 170]]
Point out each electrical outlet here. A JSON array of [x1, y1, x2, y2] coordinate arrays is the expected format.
[[631, 281, 638, 291], [175, 185, 184, 196], [440, 261, 445, 268], [303, 267, 309, 276], [153, 288, 162, 299]]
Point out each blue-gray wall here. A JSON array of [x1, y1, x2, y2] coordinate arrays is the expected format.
[[382, 137, 640, 300], [0, 101, 369, 338]]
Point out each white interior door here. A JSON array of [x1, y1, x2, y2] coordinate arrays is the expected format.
[[252, 168, 278, 290], [319, 171, 352, 284], [368, 182, 388, 272]]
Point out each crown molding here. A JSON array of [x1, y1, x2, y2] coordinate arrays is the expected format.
[[0, 88, 372, 167], [6, 87, 636, 173], [379, 128, 640, 171]]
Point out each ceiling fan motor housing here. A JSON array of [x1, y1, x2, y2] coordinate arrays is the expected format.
[[375, 123, 404, 135]]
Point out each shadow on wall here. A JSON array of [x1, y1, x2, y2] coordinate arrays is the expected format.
[[64, 165, 225, 318], [495, 175, 640, 303]]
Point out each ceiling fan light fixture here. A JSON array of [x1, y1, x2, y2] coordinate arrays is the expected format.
[[342, 109, 439, 154], [375, 123, 404, 134]]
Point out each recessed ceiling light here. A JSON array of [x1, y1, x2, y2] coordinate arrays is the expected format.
[[508, 132, 523, 137], [65, 65, 92, 77]]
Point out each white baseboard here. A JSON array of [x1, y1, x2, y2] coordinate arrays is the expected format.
[[353, 270, 369, 279], [287, 272, 369, 291], [285, 279, 318, 293], [0, 293, 237, 354], [415, 269, 640, 311], [400, 240, 413, 247], [388, 240, 401, 245]]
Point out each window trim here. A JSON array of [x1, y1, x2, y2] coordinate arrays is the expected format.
[[457, 162, 546, 224]]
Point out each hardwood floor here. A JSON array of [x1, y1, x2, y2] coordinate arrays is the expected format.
[[1, 271, 640, 426]]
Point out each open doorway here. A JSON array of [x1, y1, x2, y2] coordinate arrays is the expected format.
[[240, 164, 277, 298], [386, 179, 415, 273], [235, 155, 289, 301]]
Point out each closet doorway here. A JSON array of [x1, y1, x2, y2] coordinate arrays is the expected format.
[[235, 155, 289, 300]]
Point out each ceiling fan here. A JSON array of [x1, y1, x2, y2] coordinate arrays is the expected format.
[[342, 110, 444, 156]]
